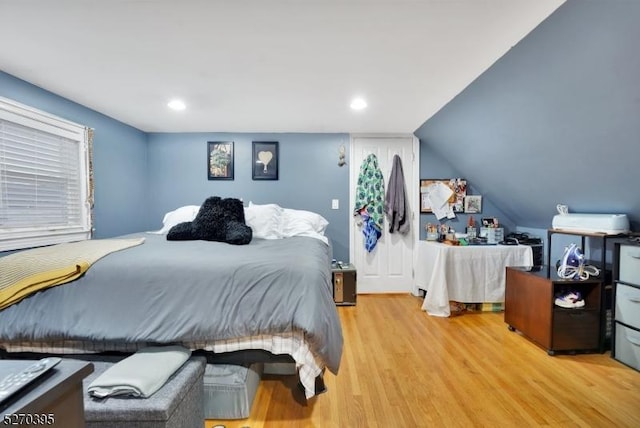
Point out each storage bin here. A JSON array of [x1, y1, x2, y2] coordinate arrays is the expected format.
[[614, 324, 640, 371], [619, 245, 640, 285], [203, 363, 263, 419], [615, 283, 640, 327], [481, 227, 504, 244]]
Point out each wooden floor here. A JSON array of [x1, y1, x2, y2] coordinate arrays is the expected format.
[[206, 294, 640, 428]]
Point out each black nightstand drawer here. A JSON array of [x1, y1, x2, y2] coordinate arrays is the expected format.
[[552, 309, 600, 351]]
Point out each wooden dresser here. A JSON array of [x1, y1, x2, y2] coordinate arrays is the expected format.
[[505, 266, 603, 355]]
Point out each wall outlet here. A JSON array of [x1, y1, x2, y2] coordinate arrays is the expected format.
[[332, 199, 339, 210]]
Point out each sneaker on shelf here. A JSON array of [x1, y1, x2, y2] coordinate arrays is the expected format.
[[554, 291, 585, 309]]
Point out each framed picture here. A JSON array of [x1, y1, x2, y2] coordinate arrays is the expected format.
[[464, 195, 482, 213], [252, 141, 279, 180], [207, 141, 234, 180], [419, 178, 467, 213]]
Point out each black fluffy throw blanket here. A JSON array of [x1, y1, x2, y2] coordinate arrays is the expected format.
[[166, 197, 252, 245]]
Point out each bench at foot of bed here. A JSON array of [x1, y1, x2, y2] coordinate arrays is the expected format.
[[82, 357, 206, 428]]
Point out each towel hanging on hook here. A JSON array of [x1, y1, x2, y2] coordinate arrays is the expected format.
[[353, 153, 384, 252], [384, 154, 410, 234]]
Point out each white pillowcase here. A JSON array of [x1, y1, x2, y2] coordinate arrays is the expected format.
[[281, 208, 329, 244], [150, 205, 200, 234], [281, 208, 329, 237], [244, 202, 284, 239]]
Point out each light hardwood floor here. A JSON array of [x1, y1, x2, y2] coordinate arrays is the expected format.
[[206, 294, 640, 428]]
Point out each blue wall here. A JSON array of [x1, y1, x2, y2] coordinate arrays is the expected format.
[[0, 71, 149, 238], [0, 71, 351, 260], [414, 0, 640, 234], [147, 132, 351, 261], [419, 142, 517, 239]]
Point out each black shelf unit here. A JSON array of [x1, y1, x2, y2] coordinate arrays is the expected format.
[[546, 229, 628, 352]]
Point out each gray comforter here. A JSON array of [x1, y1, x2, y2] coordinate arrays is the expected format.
[[0, 233, 343, 374]]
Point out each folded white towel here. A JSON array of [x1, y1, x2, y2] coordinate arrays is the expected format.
[[88, 345, 191, 398]]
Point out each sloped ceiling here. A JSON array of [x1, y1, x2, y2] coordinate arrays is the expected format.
[[0, 0, 563, 133], [414, 0, 640, 231]]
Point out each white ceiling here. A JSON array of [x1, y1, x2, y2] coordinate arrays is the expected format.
[[0, 0, 564, 133]]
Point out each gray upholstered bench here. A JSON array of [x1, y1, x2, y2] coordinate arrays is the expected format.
[[82, 357, 206, 428]]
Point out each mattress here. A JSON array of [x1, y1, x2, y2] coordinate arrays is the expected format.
[[0, 233, 343, 398]]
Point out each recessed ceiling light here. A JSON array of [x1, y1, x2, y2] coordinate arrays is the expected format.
[[350, 97, 367, 111], [167, 99, 186, 111]]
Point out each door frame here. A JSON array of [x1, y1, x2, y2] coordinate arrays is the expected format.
[[348, 133, 421, 295]]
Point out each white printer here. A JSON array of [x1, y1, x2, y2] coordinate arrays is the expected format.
[[551, 213, 630, 235]]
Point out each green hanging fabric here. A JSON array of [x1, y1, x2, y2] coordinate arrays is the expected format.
[[353, 154, 385, 251]]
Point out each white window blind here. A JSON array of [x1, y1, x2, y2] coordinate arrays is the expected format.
[[0, 97, 91, 251]]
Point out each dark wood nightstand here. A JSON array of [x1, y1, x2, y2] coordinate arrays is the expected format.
[[331, 263, 357, 306]]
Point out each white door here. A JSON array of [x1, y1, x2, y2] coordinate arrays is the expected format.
[[349, 134, 418, 293]]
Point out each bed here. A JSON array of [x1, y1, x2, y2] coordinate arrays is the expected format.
[[0, 203, 343, 399]]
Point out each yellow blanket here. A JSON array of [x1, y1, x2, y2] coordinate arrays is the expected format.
[[0, 237, 145, 310]]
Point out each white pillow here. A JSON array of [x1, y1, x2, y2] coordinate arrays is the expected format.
[[150, 205, 200, 234], [281, 208, 329, 244], [282, 208, 328, 235], [244, 202, 284, 239]]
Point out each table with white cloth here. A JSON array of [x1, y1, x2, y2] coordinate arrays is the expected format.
[[416, 241, 533, 317]]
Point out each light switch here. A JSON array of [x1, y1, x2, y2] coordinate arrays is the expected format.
[[331, 199, 339, 210]]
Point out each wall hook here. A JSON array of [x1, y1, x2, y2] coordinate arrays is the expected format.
[[338, 145, 346, 167]]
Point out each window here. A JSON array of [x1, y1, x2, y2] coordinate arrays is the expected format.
[[0, 97, 92, 251]]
